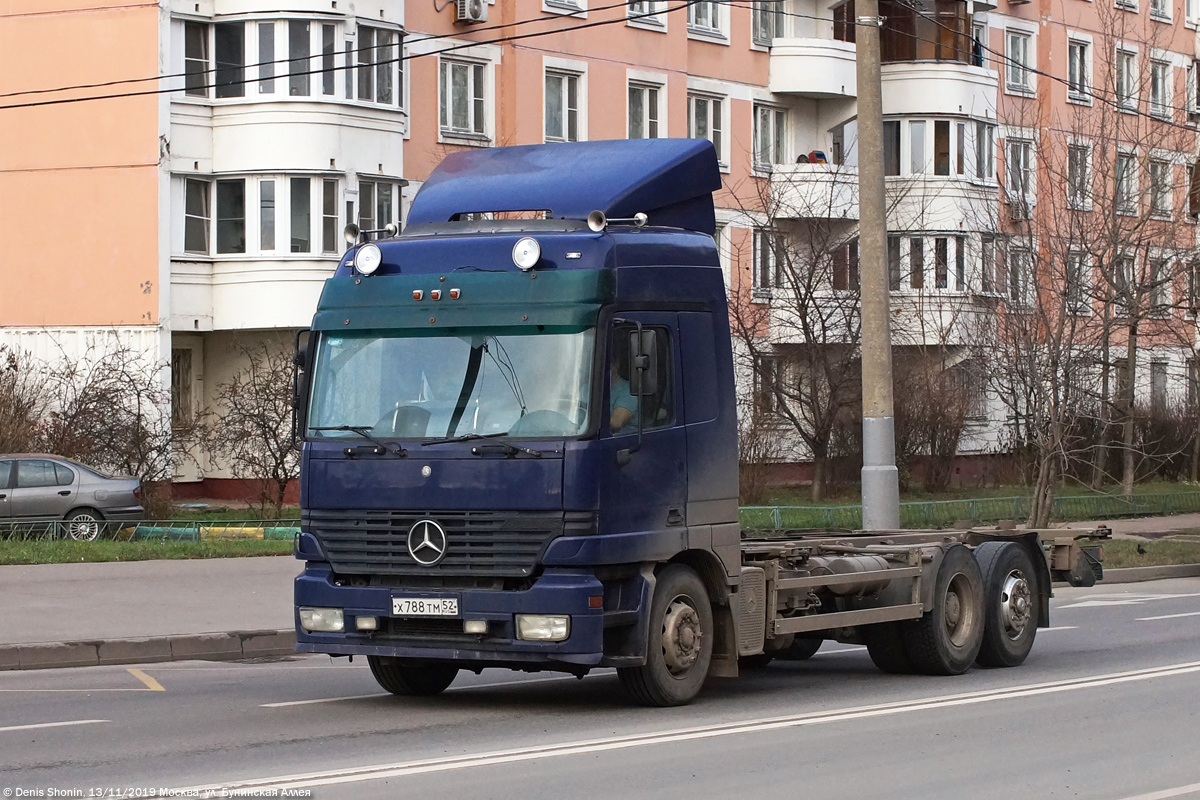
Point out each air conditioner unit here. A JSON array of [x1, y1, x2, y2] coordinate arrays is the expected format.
[[456, 0, 488, 24], [1009, 198, 1031, 220]]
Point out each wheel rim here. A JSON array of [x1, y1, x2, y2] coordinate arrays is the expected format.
[[661, 596, 703, 676], [943, 571, 979, 648], [998, 569, 1033, 640], [69, 515, 99, 541]]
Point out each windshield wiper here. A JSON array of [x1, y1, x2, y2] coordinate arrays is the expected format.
[[423, 432, 542, 458], [310, 426, 407, 457]]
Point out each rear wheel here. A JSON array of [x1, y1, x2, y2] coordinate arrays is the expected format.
[[776, 637, 822, 661], [974, 542, 1040, 668], [903, 544, 985, 675], [618, 564, 713, 707], [65, 509, 103, 541], [367, 657, 458, 696], [864, 623, 915, 674]]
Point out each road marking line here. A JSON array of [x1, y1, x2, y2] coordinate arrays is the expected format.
[[1119, 781, 1200, 800], [188, 658, 1200, 794], [0, 720, 107, 733], [1060, 592, 1200, 609], [127, 668, 165, 692], [260, 672, 602, 707], [1040, 626, 1078, 631], [1137, 611, 1200, 622]]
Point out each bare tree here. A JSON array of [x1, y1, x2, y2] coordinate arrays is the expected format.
[[205, 340, 300, 517], [0, 346, 48, 454]]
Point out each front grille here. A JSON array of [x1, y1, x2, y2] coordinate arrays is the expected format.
[[304, 509, 596, 577]]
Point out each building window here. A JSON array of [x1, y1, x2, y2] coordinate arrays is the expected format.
[[289, 20, 310, 97], [688, 94, 723, 161], [1006, 31, 1031, 93], [214, 22, 245, 99], [1150, 0, 1170, 19], [1115, 254, 1135, 317], [753, 105, 787, 169], [753, 354, 783, 415], [910, 119, 926, 174], [1115, 152, 1137, 215], [888, 235, 901, 291], [1116, 48, 1137, 111], [1189, 0, 1200, 24], [628, 82, 661, 139], [1068, 143, 1090, 209], [290, 177, 311, 253], [260, 180, 275, 252], [975, 122, 994, 180], [884, 120, 901, 176], [753, 229, 781, 290], [1007, 138, 1032, 208], [358, 180, 398, 233], [956, 122, 966, 175], [628, 0, 661, 21], [1066, 251, 1090, 313], [441, 60, 486, 136], [832, 238, 859, 290], [184, 179, 210, 254], [981, 235, 996, 293], [879, 0, 971, 63], [1008, 248, 1031, 306], [545, 71, 580, 143], [752, 0, 784, 45], [688, 0, 721, 33], [1149, 257, 1172, 311], [934, 120, 951, 176], [972, 22, 985, 67], [910, 237, 924, 289], [215, 179, 245, 254], [171, 349, 193, 427], [955, 236, 966, 289], [1068, 39, 1089, 101], [1151, 360, 1168, 414], [358, 27, 402, 105], [322, 179, 339, 254], [1150, 60, 1170, 118], [1190, 161, 1200, 218], [834, 1, 856, 43], [185, 22, 209, 97], [321, 24, 336, 96], [1150, 159, 1172, 218], [258, 23, 275, 93]]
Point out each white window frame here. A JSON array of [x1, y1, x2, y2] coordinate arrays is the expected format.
[[1149, 59, 1171, 119], [1188, 0, 1200, 27], [183, 177, 211, 255], [1115, 150, 1138, 216], [544, 0, 586, 17], [1116, 0, 1138, 12], [627, 72, 666, 140], [751, 0, 785, 47], [1150, 0, 1171, 21], [1115, 46, 1138, 113], [1007, 247, 1033, 307], [1148, 254, 1174, 312], [544, 61, 586, 143], [1005, 30, 1033, 95], [687, 0, 727, 41], [753, 103, 788, 172], [688, 92, 727, 169], [183, 20, 210, 99], [1006, 136, 1035, 214], [1067, 35, 1092, 104], [752, 228, 781, 294], [1066, 250, 1092, 314], [627, 0, 666, 30], [1067, 140, 1092, 211], [439, 57, 490, 143], [1150, 158, 1173, 218], [354, 24, 405, 108], [1188, 60, 1200, 117], [356, 177, 402, 235], [973, 120, 995, 182]]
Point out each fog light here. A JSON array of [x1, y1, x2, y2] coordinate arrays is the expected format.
[[515, 614, 570, 641], [463, 619, 488, 634], [355, 616, 379, 631], [299, 607, 344, 632]]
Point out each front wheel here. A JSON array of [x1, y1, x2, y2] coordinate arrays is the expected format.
[[618, 564, 713, 707], [974, 542, 1040, 668], [367, 657, 458, 696]]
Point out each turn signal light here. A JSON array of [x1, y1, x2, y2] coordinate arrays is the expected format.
[[449, 288, 461, 299], [430, 290, 442, 300], [413, 290, 423, 300]]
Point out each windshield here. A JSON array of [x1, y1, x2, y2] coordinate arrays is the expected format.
[[307, 329, 595, 440]]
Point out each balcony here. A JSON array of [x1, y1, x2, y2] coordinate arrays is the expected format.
[[880, 62, 998, 118], [171, 258, 335, 331], [770, 164, 859, 220], [768, 38, 857, 99]]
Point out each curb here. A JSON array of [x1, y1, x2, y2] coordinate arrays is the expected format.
[[0, 629, 296, 671], [1098, 563, 1200, 584]]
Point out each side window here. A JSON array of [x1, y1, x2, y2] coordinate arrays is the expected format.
[[55, 463, 75, 486], [16, 460, 59, 489], [0, 461, 11, 489], [608, 324, 674, 434]]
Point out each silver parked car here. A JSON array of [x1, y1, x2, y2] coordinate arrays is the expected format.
[[0, 455, 143, 540]]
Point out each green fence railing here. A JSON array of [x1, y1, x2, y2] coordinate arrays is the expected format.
[[0, 519, 299, 542], [740, 490, 1200, 531]]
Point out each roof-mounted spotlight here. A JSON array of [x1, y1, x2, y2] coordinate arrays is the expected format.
[[586, 210, 648, 232], [512, 237, 541, 271]]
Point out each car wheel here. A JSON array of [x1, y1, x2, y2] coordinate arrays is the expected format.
[[65, 509, 104, 541]]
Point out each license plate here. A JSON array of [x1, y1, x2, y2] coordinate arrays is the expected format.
[[392, 597, 459, 617]]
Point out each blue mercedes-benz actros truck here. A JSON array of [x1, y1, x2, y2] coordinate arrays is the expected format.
[[291, 139, 1105, 706]]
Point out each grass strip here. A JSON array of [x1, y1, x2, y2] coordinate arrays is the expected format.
[[1095, 539, 1200, 569], [0, 539, 293, 565]]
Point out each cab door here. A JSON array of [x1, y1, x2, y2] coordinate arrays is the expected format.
[[595, 313, 688, 537], [0, 460, 12, 519]]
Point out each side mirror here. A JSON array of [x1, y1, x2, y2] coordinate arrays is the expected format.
[[628, 329, 658, 396]]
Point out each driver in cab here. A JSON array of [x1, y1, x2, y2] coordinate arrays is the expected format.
[[610, 345, 637, 433]]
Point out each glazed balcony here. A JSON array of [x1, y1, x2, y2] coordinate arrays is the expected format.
[[770, 164, 859, 221]]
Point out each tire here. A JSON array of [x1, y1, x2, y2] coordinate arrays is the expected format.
[[739, 652, 774, 669], [902, 544, 985, 676], [65, 509, 104, 541], [864, 622, 915, 674], [974, 542, 1040, 668], [776, 637, 822, 661], [618, 564, 714, 707], [367, 657, 458, 696]]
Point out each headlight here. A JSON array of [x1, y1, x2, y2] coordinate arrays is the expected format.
[[512, 237, 541, 270], [515, 614, 570, 641], [299, 607, 344, 632], [353, 243, 382, 275]]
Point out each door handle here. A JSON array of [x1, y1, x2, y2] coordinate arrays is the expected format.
[[58, 490, 71, 496], [0, 493, 6, 499], [667, 507, 684, 526]]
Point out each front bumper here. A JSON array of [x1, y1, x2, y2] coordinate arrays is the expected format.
[[294, 562, 608, 668]]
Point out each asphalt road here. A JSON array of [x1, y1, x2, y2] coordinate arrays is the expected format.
[[2, 579, 1199, 800]]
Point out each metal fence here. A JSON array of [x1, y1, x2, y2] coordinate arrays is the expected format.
[[740, 491, 1200, 532], [0, 519, 300, 542]]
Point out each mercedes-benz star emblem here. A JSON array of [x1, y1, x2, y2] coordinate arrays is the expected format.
[[407, 519, 448, 566]]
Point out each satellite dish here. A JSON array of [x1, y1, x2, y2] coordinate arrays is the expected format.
[[587, 210, 607, 232], [343, 223, 360, 245]]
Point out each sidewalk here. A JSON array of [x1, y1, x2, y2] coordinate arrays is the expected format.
[[1069, 513, 1200, 538]]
